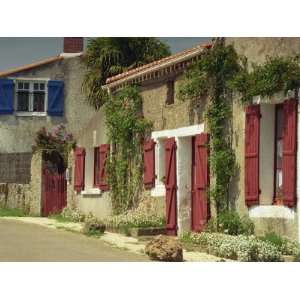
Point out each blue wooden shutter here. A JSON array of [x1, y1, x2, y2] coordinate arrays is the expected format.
[[0, 79, 14, 114], [47, 80, 64, 116]]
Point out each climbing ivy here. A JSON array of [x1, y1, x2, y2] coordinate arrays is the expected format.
[[104, 86, 152, 214], [230, 55, 300, 102], [179, 38, 241, 215]]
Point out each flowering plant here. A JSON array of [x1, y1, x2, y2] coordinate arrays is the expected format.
[[61, 207, 85, 222], [104, 210, 165, 229], [32, 124, 76, 164], [180, 232, 283, 262]]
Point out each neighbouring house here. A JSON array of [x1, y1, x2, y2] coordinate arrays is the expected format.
[[0, 37, 97, 215], [68, 38, 300, 242]]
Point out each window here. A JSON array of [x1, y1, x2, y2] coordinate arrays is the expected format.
[[16, 80, 46, 113], [94, 147, 100, 187], [166, 80, 174, 105], [274, 104, 284, 202]]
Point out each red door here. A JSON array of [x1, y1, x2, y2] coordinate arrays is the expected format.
[[191, 133, 210, 232], [42, 152, 67, 216], [164, 137, 177, 236]]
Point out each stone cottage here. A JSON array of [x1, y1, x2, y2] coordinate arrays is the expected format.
[[61, 38, 300, 241], [0, 37, 97, 215], [68, 43, 212, 229]]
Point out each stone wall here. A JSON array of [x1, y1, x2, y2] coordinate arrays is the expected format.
[[141, 76, 207, 131], [0, 152, 42, 215], [0, 183, 31, 212], [0, 153, 32, 183]]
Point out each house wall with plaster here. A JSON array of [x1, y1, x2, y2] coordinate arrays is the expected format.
[[0, 56, 96, 154], [226, 37, 300, 240], [66, 109, 112, 220]]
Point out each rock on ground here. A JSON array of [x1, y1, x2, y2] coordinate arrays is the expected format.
[[145, 235, 183, 262]]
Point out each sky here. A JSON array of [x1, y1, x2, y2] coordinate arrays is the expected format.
[[0, 37, 211, 72]]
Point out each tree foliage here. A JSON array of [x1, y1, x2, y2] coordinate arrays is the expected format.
[[82, 37, 171, 110]]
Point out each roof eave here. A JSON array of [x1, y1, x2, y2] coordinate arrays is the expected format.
[[104, 47, 205, 89]]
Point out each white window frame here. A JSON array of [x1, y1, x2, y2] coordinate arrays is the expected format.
[[10, 77, 49, 117], [150, 124, 205, 197], [80, 147, 102, 196]]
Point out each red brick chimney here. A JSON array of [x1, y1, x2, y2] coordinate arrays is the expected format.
[[63, 37, 83, 53]]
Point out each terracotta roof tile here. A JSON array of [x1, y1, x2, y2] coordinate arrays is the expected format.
[[105, 43, 212, 85], [0, 55, 64, 78]]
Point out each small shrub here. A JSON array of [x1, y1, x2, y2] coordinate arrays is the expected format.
[[260, 232, 285, 250], [204, 211, 254, 236], [260, 232, 300, 256], [293, 252, 300, 262], [180, 232, 282, 262], [61, 207, 85, 223], [82, 214, 106, 237]]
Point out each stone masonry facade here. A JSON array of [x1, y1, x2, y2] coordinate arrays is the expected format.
[[0, 153, 32, 183]]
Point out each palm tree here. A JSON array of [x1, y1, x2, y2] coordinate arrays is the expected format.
[[82, 37, 171, 109]]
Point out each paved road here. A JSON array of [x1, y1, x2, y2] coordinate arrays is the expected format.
[[0, 219, 148, 262]]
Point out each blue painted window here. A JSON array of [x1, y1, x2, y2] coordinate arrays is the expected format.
[[47, 80, 64, 116], [0, 79, 14, 114]]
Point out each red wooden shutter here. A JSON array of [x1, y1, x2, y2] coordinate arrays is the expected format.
[[283, 99, 297, 207], [143, 139, 155, 189], [245, 105, 260, 206], [99, 144, 110, 191], [164, 137, 177, 236], [74, 147, 85, 193], [192, 133, 210, 232]]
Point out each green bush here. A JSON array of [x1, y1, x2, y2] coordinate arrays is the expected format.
[[60, 207, 85, 223], [260, 232, 285, 249], [204, 211, 254, 235], [82, 214, 106, 236], [180, 232, 282, 262], [260, 232, 300, 256], [293, 253, 300, 262]]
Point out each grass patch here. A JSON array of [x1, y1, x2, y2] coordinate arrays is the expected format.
[[0, 208, 26, 217], [84, 229, 104, 238], [48, 214, 74, 223]]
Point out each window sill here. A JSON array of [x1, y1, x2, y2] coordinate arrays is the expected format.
[[249, 205, 295, 220], [81, 188, 102, 196], [151, 184, 166, 197], [15, 112, 47, 117]]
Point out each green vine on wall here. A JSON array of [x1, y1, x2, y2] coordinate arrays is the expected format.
[[230, 55, 300, 102], [179, 38, 242, 215], [104, 86, 152, 214]]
